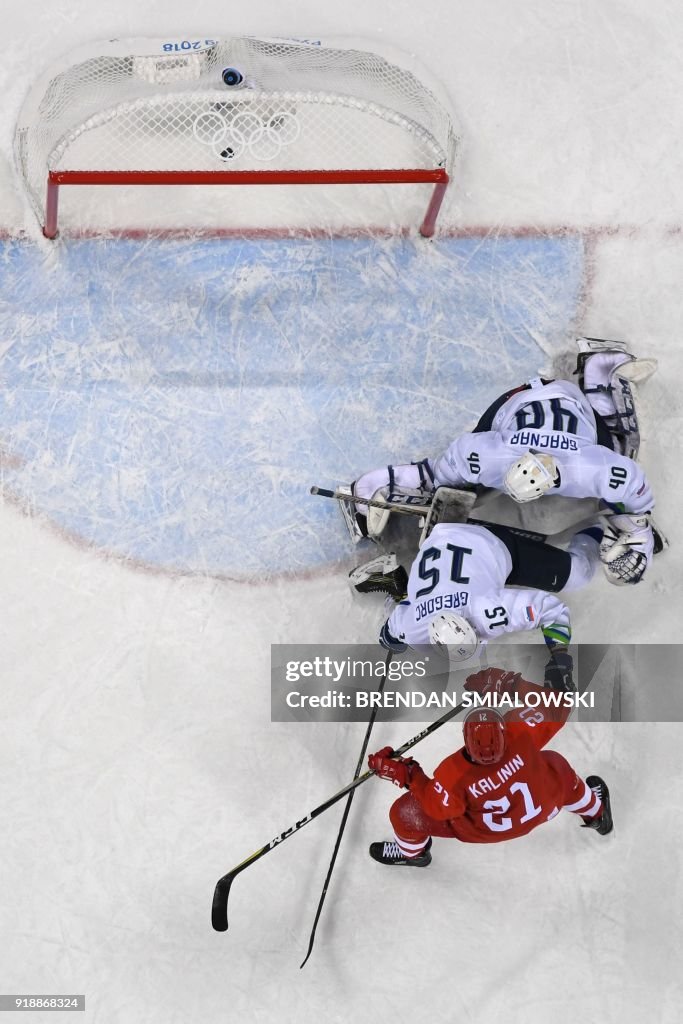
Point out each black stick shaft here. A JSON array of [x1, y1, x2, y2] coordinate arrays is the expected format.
[[299, 652, 392, 968], [310, 484, 431, 518], [310, 485, 552, 540], [211, 696, 465, 932]]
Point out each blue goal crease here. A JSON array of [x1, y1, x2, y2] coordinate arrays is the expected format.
[[0, 234, 585, 576]]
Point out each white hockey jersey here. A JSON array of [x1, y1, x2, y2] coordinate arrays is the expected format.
[[386, 523, 571, 649], [431, 379, 653, 513]]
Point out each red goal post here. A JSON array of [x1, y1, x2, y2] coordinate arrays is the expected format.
[[15, 35, 458, 238]]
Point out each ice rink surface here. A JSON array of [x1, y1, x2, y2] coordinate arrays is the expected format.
[[1, 3, 683, 1022], [0, 234, 583, 574]]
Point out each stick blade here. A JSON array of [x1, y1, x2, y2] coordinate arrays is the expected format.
[[211, 875, 234, 932]]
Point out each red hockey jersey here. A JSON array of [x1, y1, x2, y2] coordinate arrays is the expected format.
[[408, 691, 570, 844]]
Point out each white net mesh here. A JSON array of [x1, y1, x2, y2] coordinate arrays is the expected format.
[[15, 35, 458, 227]]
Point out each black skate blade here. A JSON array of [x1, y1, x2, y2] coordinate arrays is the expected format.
[[652, 524, 669, 555]]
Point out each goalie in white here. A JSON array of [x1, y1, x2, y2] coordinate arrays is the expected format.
[[349, 338, 660, 586]]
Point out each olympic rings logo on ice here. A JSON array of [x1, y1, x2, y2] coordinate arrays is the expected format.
[[192, 108, 301, 162]]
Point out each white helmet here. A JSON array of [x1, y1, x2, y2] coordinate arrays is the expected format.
[[428, 613, 479, 661], [503, 452, 558, 503]]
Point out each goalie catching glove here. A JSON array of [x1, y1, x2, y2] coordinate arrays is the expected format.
[[599, 512, 654, 585]]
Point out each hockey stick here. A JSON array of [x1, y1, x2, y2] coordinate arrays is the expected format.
[[211, 696, 466, 933], [311, 484, 552, 542], [299, 651, 392, 968], [310, 485, 432, 519]]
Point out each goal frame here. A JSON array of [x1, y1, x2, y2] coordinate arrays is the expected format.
[[17, 35, 457, 239], [43, 167, 449, 239]]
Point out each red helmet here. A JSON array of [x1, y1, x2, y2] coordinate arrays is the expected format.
[[463, 709, 506, 765]]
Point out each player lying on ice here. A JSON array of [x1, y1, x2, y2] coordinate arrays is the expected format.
[[345, 337, 660, 586], [351, 518, 599, 690], [367, 664, 613, 868]]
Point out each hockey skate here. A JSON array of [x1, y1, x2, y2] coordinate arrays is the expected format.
[[651, 522, 668, 555], [349, 553, 408, 599], [581, 776, 613, 835], [369, 838, 432, 867]]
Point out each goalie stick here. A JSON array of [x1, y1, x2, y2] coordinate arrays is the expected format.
[[299, 650, 392, 968], [310, 485, 432, 519], [311, 484, 552, 543], [313, 480, 669, 555], [211, 696, 466, 933]]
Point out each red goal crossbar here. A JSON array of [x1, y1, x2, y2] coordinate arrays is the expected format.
[[44, 167, 449, 239]]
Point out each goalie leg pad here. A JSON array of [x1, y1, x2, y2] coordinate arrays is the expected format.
[[575, 338, 657, 459], [419, 486, 479, 544], [606, 368, 641, 460], [575, 336, 652, 389]]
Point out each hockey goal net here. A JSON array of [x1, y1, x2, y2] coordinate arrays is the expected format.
[[15, 35, 458, 238]]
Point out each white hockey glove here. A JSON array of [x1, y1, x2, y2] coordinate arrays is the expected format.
[[600, 513, 654, 586]]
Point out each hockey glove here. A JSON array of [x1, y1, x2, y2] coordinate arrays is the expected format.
[[379, 620, 408, 653], [465, 667, 522, 697], [600, 513, 654, 586], [368, 747, 420, 788], [544, 649, 574, 692]]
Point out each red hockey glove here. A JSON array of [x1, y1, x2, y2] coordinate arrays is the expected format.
[[368, 747, 420, 788], [465, 667, 522, 696]]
